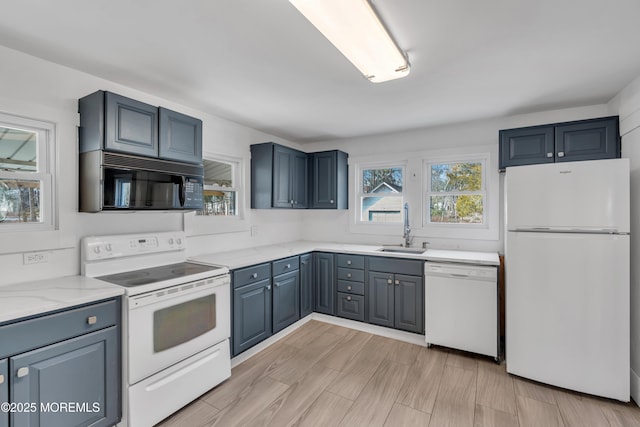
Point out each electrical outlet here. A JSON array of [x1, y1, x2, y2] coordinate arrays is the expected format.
[[23, 251, 50, 265]]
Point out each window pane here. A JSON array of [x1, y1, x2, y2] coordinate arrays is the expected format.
[[362, 168, 403, 194], [431, 162, 481, 192], [199, 190, 236, 216], [429, 195, 483, 224], [361, 195, 402, 222], [0, 126, 37, 172], [0, 179, 41, 223], [203, 159, 233, 187]]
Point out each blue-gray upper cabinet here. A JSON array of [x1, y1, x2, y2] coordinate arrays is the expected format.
[[311, 150, 348, 209], [79, 90, 159, 157], [314, 252, 335, 315], [0, 359, 6, 427], [79, 91, 203, 164], [367, 257, 424, 334], [300, 253, 314, 318], [159, 107, 203, 164], [251, 143, 309, 209], [10, 327, 119, 427], [499, 116, 619, 170]]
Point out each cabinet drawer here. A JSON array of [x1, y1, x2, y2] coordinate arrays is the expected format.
[[337, 280, 365, 295], [337, 267, 364, 283], [336, 254, 364, 269], [0, 298, 120, 359], [336, 293, 365, 322], [233, 263, 271, 288], [272, 256, 300, 276], [367, 256, 424, 276]]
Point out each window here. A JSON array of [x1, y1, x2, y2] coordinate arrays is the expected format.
[[0, 114, 54, 230], [198, 158, 238, 217], [358, 166, 404, 223], [425, 160, 485, 225]]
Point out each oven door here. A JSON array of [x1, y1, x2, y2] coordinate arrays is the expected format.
[[127, 274, 230, 384]]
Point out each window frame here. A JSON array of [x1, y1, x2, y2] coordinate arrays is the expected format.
[[0, 113, 55, 232], [200, 157, 239, 217], [355, 161, 406, 226], [183, 152, 248, 236], [424, 158, 488, 228]]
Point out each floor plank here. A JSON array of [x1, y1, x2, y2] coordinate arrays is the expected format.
[[554, 391, 610, 427], [338, 359, 410, 427], [396, 345, 447, 413], [326, 370, 371, 401], [474, 404, 519, 427], [383, 403, 431, 427], [516, 395, 565, 427], [340, 334, 396, 378], [512, 376, 558, 405], [476, 360, 517, 415], [317, 329, 373, 372], [156, 399, 219, 427], [289, 391, 353, 427], [384, 340, 420, 366], [428, 365, 477, 427]]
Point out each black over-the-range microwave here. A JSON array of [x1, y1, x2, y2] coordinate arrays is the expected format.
[[79, 151, 204, 212]]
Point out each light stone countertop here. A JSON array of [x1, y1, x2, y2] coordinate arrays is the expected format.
[[0, 276, 125, 324], [189, 240, 500, 270]]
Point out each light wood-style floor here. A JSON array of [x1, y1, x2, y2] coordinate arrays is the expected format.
[[157, 320, 640, 427]]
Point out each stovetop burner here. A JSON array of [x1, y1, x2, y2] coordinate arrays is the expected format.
[[97, 262, 224, 288]]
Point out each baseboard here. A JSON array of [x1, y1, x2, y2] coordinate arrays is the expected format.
[[631, 368, 640, 407], [231, 314, 427, 368]]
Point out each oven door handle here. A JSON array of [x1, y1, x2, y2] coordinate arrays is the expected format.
[[179, 176, 186, 207]]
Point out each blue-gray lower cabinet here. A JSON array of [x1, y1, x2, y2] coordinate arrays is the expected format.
[[0, 359, 7, 427], [10, 327, 119, 427], [233, 278, 272, 356], [299, 253, 314, 318], [368, 272, 424, 333], [368, 272, 395, 328], [272, 270, 300, 334], [314, 252, 335, 315]]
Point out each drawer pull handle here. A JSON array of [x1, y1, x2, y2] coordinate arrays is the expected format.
[[546, 152, 554, 158], [251, 273, 258, 279], [347, 286, 352, 290], [387, 279, 393, 284], [395, 279, 400, 285], [347, 273, 352, 278], [286, 264, 291, 269], [557, 151, 565, 157], [347, 260, 352, 265], [266, 285, 271, 291], [347, 296, 352, 301], [87, 315, 97, 325], [16, 367, 29, 378], [0, 374, 4, 384], [275, 282, 280, 288]]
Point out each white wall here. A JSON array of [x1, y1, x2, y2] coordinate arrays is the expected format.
[[608, 74, 640, 404], [300, 104, 611, 253], [0, 45, 303, 285]]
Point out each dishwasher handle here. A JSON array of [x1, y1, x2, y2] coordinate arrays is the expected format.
[[425, 262, 497, 282]]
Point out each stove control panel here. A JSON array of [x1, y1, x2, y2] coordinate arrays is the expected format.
[[83, 232, 186, 261]]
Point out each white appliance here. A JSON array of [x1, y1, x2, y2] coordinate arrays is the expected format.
[[505, 158, 630, 401], [82, 232, 231, 427], [425, 262, 498, 360]]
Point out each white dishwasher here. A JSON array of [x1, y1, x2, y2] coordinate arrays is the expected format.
[[425, 261, 499, 360]]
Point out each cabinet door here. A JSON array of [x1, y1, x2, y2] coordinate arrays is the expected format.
[[499, 126, 555, 169], [0, 359, 6, 427], [272, 145, 294, 208], [300, 253, 314, 318], [314, 253, 335, 315], [312, 151, 337, 208], [292, 151, 309, 208], [233, 279, 272, 356], [394, 274, 424, 334], [555, 117, 619, 163], [368, 272, 394, 328], [273, 271, 300, 333], [158, 107, 203, 164], [336, 293, 365, 322], [10, 327, 119, 427], [105, 91, 158, 157]]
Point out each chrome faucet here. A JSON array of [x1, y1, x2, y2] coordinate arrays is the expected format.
[[403, 202, 413, 247]]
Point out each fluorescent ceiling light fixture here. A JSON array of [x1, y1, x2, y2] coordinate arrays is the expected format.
[[289, 0, 410, 83]]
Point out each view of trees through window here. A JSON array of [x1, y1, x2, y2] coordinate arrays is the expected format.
[[428, 162, 484, 224], [360, 167, 403, 222]]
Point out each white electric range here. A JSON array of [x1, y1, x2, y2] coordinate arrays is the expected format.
[[82, 232, 231, 427]]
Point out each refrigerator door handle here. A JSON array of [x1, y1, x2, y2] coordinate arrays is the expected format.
[[511, 227, 625, 235]]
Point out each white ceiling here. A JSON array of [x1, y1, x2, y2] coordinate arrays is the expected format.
[[1, 0, 640, 143]]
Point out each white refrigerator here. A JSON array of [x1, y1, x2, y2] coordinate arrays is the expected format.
[[505, 158, 630, 401]]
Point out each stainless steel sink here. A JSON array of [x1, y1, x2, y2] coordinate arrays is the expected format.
[[377, 247, 426, 254]]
